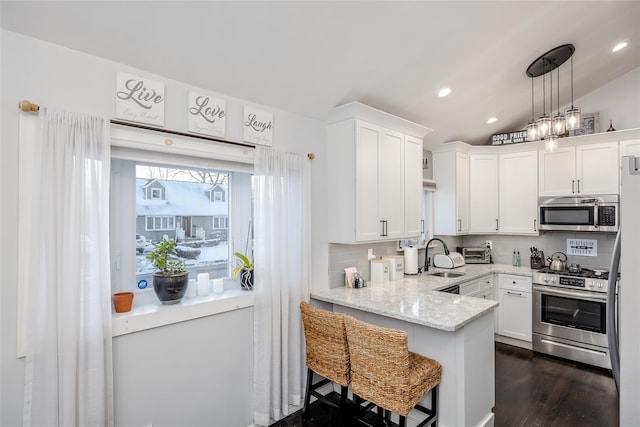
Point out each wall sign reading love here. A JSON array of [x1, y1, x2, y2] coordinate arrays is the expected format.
[[115, 72, 165, 126], [243, 107, 273, 146], [188, 92, 227, 137]]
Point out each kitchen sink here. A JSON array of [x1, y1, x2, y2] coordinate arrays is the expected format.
[[429, 271, 465, 278]]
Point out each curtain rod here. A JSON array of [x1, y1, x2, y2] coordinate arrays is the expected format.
[[18, 99, 315, 160]]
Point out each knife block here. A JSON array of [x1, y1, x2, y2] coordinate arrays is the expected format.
[[530, 251, 544, 269]]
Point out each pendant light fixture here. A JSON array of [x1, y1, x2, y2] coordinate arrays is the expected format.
[[526, 44, 577, 140], [553, 66, 566, 136], [537, 69, 551, 139], [565, 55, 581, 130]]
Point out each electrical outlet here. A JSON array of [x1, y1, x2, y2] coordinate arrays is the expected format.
[[485, 240, 493, 249], [367, 248, 375, 260]]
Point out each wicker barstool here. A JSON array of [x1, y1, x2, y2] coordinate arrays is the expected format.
[[299, 302, 351, 419], [344, 316, 441, 427]]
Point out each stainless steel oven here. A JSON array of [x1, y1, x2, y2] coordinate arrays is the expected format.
[[532, 269, 614, 369]]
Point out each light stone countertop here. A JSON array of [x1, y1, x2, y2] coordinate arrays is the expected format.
[[311, 263, 535, 332]]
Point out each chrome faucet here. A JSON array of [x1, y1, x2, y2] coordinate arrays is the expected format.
[[424, 238, 450, 272]]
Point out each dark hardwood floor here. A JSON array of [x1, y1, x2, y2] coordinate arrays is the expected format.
[[270, 342, 618, 427]]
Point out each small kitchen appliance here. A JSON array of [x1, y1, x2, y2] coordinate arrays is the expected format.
[[433, 252, 465, 269], [538, 195, 619, 232], [462, 247, 492, 264]]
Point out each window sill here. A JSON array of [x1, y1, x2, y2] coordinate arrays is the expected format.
[[112, 290, 254, 337]]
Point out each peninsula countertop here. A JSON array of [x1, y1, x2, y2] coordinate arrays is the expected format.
[[312, 263, 535, 332]]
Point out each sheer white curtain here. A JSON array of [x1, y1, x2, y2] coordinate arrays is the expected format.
[[20, 110, 113, 427], [253, 147, 311, 425]]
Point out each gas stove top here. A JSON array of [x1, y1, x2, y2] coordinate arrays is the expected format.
[[533, 267, 614, 293], [536, 267, 610, 280]]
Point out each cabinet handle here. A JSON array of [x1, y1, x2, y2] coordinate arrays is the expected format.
[[507, 291, 522, 296], [421, 219, 425, 234], [533, 219, 537, 232], [577, 179, 581, 194], [572, 180, 575, 194], [458, 219, 461, 232], [495, 218, 499, 231], [380, 220, 386, 237]]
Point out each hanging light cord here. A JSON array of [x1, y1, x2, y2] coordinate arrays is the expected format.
[[531, 78, 535, 121], [570, 55, 574, 108]]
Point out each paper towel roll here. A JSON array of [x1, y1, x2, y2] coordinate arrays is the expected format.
[[404, 246, 419, 275]]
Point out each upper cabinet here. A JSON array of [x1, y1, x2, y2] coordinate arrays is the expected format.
[[620, 139, 640, 157], [433, 148, 469, 235], [539, 141, 619, 196], [469, 154, 499, 233], [467, 150, 538, 235], [327, 103, 431, 243], [499, 150, 539, 234]]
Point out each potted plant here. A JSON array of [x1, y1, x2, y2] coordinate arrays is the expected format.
[[147, 238, 189, 304], [232, 251, 254, 291]]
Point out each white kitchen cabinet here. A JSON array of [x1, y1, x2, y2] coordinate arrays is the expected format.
[[460, 278, 481, 296], [499, 150, 539, 234], [433, 149, 469, 235], [539, 141, 619, 196], [327, 118, 425, 243], [620, 139, 640, 157], [497, 274, 532, 342], [461, 275, 497, 332], [469, 154, 499, 233]]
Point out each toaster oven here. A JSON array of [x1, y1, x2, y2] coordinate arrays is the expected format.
[[462, 247, 492, 264]]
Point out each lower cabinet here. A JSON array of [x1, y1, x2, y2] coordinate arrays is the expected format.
[[461, 275, 497, 332], [497, 274, 532, 342]]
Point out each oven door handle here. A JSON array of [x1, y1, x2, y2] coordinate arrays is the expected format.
[[533, 285, 607, 302]]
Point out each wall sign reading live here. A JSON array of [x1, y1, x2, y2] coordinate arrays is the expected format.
[[115, 72, 165, 126], [188, 92, 226, 137], [243, 107, 273, 146], [491, 130, 527, 145]]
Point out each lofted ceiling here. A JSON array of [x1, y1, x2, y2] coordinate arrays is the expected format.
[[2, 1, 640, 146]]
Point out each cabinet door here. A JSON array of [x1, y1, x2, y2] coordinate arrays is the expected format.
[[469, 154, 499, 233], [403, 135, 423, 237], [498, 288, 532, 342], [620, 139, 640, 157], [379, 129, 404, 238], [455, 152, 469, 234], [538, 146, 576, 196], [499, 151, 539, 234], [355, 121, 383, 241], [576, 142, 619, 195]]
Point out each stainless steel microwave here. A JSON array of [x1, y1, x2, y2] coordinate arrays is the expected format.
[[538, 195, 619, 232]]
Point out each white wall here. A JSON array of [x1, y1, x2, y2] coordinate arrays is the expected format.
[[0, 29, 327, 427]]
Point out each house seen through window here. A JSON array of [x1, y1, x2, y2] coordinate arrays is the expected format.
[[135, 164, 230, 285]]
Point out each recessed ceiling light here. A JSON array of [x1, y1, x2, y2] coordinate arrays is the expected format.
[[612, 42, 628, 53], [487, 117, 498, 124], [438, 88, 452, 98]]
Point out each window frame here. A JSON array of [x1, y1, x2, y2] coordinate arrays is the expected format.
[[109, 125, 255, 306]]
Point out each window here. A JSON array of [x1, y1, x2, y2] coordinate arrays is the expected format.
[[213, 216, 228, 229], [146, 216, 176, 231], [110, 157, 253, 305], [150, 187, 162, 199]]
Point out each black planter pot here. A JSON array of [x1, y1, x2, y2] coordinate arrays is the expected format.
[[240, 269, 254, 291], [153, 272, 189, 304]]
